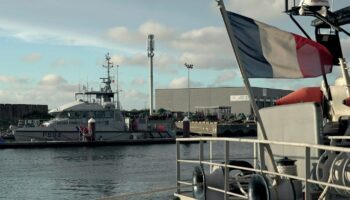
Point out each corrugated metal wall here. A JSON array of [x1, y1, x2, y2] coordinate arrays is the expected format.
[[155, 87, 292, 115]]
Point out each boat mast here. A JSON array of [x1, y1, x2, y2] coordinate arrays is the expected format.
[[102, 53, 114, 102]]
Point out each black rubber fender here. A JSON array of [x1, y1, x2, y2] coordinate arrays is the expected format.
[[248, 174, 270, 200]]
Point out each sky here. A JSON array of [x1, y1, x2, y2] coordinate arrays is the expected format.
[[0, 0, 349, 110]]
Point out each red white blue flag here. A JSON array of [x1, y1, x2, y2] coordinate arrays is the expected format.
[[227, 11, 333, 78]]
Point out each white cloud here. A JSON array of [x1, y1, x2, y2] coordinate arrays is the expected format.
[[22, 52, 42, 63], [169, 77, 187, 88], [173, 26, 235, 70], [110, 53, 145, 66], [138, 21, 175, 39], [0, 74, 77, 108], [39, 74, 67, 86], [214, 71, 237, 84], [131, 78, 145, 85], [172, 27, 228, 52], [110, 55, 126, 65], [106, 23, 237, 72], [51, 58, 81, 68], [52, 59, 65, 67], [0, 18, 135, 52], [154, 54, 179, 73], [0, 76, 29, 84], [118, 89, 149, 110], [106, 21, 175, 46], [111, 53, 177, 73], [169, 77, 203, 89], [124, 89, 147, 99], [126, 53, 147, 66], [106, 26, 135, 42], [226, 0, 284, 21]]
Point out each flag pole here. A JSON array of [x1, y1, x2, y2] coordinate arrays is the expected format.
[[216, 0, 279, 174]]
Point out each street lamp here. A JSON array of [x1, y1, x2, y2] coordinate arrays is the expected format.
[[184, 63, 193, 118]]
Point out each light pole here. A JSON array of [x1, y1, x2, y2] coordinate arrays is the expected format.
[[184, 63, 193, 118], [147, 34, 155, 116]]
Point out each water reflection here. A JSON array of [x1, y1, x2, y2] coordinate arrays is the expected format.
[[0, 142, 253, 199]]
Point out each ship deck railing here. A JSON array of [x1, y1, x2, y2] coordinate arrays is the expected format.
[[175, 136, 350, 200]]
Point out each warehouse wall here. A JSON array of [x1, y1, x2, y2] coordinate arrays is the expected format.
[[155, 87, 292, 115]]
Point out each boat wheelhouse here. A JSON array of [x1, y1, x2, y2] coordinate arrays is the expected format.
[[14, 53, 128, 141]]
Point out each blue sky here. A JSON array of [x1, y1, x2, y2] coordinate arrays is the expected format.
[[0, 0, 349, 110]]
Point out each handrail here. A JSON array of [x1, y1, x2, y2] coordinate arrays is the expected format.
[[176, 137, 350, 153], [175, 137, 350, 199]]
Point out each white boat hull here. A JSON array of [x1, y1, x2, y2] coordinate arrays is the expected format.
[[14, 129, 132, 141]]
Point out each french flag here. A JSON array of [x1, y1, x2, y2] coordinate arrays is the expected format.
[[227, 12, 333, 78]]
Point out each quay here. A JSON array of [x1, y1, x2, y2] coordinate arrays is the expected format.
[[0, 138, 176, 149], [175, 121, 257, 137]]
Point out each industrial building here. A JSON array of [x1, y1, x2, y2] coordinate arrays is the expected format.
[[155, 87, 293, 116]]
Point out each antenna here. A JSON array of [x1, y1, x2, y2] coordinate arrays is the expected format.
[[147, 34, 155, 56], [102, 53, 114, 93]]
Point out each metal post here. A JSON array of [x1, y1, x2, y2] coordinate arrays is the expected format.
[[188, 67, 190, 117], [216, 0, 279, 175], [254, 142, 257, 169], [147, 34, 155, 116], [224, 141, 229, 200], [305, 147, 311, 200], [339, 58, 350, 96], [209, 140, 213, 173], [199, 140, 203, 166], [176, 141, 181, 194], [149, 53, 154, 115], [185, 63, 193, 118], [116, 64, 120, 110], [259, 143, 266, 171]]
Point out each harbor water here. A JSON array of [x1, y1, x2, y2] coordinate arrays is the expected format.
[[0, 142, 253, 200]]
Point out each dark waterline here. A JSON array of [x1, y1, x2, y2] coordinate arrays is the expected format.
[[0, 142, 253, 200]]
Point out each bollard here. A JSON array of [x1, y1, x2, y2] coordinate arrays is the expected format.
[[183, 117, 190, 138], [88, 118, 96, 142]]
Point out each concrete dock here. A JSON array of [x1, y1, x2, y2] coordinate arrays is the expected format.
[[0, 138, 176, 149], [175, 121, 257, 137]]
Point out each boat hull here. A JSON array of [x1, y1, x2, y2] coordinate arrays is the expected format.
[[14, 129, 132, 141]]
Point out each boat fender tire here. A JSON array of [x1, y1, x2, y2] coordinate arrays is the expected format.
[[316, 151, 337, 187], [192, 165, 206, 200], [248, 174, 270, 200], [227, 160, 254, 175]]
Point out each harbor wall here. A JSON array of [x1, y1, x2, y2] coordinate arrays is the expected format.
[[175, 121, 256, 137], [0, 104, 48, 121]]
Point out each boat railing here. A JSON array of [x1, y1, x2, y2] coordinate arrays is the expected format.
[[175, 137, 350, 200]]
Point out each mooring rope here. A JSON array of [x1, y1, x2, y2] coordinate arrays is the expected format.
[[99, 185, 191, 200]]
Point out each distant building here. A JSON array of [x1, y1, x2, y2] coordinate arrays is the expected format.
[[155, 87, 292, 116], [0, 104, 48, 121]]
